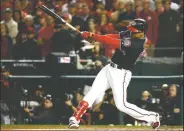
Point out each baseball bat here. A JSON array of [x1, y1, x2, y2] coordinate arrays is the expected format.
[[39, 5, 81, 34]]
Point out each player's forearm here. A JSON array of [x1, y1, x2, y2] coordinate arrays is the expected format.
[[105, 34, 120, 39], [92, 34, 120, 48]]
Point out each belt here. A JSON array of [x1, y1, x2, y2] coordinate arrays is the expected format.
[[110, 62, 123, 70]]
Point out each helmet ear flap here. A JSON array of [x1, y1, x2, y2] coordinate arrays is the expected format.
[[130, 18, 148, 33], [127, 26, 139, 32]]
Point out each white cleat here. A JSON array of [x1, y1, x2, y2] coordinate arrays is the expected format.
[[68, 117, 80, 129], [68, 123, 79, 129], [151, 113, 160, 129]]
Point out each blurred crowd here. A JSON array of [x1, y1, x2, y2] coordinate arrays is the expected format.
[[1, 79, 182, 126], [1, 0, 183, 60], [0, 0, 183, 126], [0, 61, 183, 125], [124, 84, 182, 126]]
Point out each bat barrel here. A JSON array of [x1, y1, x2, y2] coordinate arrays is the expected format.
[[39, 5, 81, 34], [39, 5, 66, 24]]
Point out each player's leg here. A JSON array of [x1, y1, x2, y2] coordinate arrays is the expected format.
[[107, 65, 160, 129], [69, 65, 110, 128]]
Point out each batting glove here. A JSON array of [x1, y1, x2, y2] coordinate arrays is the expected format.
[[81, 31, 93, 39]]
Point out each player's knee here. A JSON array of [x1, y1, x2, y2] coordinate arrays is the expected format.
[[116, 104, 127, 112]]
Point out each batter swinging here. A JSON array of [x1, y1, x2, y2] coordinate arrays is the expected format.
[[68, 19, 160, 129]]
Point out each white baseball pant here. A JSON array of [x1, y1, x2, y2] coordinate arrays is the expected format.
[[83, 64, 157, 123]]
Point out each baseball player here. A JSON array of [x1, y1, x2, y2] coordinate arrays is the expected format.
[[68, 18, 160, 129]]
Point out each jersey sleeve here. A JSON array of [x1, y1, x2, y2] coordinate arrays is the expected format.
[[92, 34, 120, 49], [105, 34, 120, 39], [119, 30, 131, 39]]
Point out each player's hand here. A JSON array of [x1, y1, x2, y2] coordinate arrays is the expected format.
[[81, 31, 93, 39], [24, 107, 30, 113], [65, 100, 72, 107]]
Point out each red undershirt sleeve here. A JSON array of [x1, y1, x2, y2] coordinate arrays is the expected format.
[[105, 34, 120, 39], [92, 34, 120, 49]]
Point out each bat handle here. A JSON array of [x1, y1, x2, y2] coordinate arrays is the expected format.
[[65, 23, 81, 34]]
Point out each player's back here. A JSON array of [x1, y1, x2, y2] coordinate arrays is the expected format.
[[111, 37, 145, 70]]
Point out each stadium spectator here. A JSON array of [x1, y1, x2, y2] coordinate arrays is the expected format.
[[23, 0, 35, 14], [51, 24, 76, 53], [140, 0, 158, 57], [134, 0, 143, 18], [116, 0, 135, 31], [80, 3, 93, 31], [93, 111, 106, 125], [59, 93, 75, 124], [155, 0, 165, 16], [160, 84, 170, 104], [1, 0, 12, 13], [15, 15, 34, 45], [13, 0, 28, 19], [2, 8, 18, 44], [71, 2, 86, 31], [60, 88, 90, 125], [46, 15, 55, 27], [91, 2, 105, 23], [84, 41, 108, 74], [111, 0, 126, 23], [13, 10, 23, 28], [0, 100, 11, 124], [99, 13, 115, 35], [133, 91, 155, 126], [71, 16, 84, 31], [162, 84, 182, 125], [87, 18, 101, 34], [149, 0, 156, 10], [92, 91, 107, 125], [54, 0, 63, 7], [13, 15, 39, 59], [37, 13, 54, 58], [30, 85, 45, 103], [54, 4, 62, 17], [74, 2, 83, 17], [73, 88, 84, 106], [135, 91, 153, 110], [100, 93, 119, 125], [68, 3, 77, 16], [98, 13, 116, 58], [44, 0, 55, 11], [62, 12, 72, 26], [91, 42, 108, 66], [21, 27, 41, 59], [73, 88, 91, 125], [155, 0, 181, 57], [0, 21, 13, 59], [24, 94, 58, 124], [0, 0, 183, 126], [0, 65, 12, 88]]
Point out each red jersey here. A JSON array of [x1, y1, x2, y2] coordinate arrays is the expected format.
[[38, 24, 54, 57]]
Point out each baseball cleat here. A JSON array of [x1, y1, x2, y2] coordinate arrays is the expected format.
[[151, 113, 160, 129], [68, 116, 80, 129], [68, 123, 79, 129]]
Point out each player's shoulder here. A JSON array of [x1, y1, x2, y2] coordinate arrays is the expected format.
[[131, 37, 146, 46], [119, 29, 130, 39]]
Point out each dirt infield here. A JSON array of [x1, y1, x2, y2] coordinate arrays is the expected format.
[[1, 125, 183, 131]]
